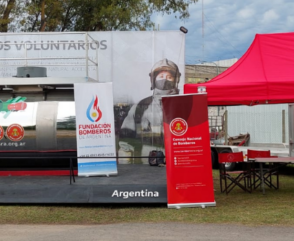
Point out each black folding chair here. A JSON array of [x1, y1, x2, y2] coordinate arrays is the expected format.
[[218, 152, 251, 195], [247, 150, 279, 190]]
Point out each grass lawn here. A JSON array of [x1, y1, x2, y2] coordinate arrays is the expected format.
[[0, 167, 294, 226]]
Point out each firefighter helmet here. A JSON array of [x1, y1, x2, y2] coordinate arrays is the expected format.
[[149, 58, 181, 90]]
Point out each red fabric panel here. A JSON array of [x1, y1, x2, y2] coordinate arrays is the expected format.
[[218, 152, 244, 163], [0, 170, 78, 176], [247, 149, 271, 160]]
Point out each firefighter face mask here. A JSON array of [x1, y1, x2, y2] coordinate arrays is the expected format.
[[154, 71, 176, 90]]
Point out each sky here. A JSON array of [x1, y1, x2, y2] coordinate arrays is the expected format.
[[152, 0, 294, 65]]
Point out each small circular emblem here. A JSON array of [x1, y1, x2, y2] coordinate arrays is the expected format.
[[170, 118, 188, 136], [6, 124, 25, 141], [0, 126, 4, 140], [227, 154, 235, 162]]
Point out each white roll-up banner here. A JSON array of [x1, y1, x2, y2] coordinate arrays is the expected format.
[[74, 82, 117, 176]]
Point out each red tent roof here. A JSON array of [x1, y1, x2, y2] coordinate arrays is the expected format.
[[184, 32, 294, 106]]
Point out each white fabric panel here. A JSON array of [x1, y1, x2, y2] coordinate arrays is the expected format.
[[227, 104, 288, 144]]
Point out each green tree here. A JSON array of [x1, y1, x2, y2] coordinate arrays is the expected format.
[[21, 0, 64, 31], [1, 0, 198, 32], [0, 0, 16, 32]]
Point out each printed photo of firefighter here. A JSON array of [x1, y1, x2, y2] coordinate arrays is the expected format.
[[117, 58, 181, 164]]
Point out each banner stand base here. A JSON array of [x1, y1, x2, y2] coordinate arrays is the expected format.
[[78, 172, 118, 177], [168, 202, 216, 209]]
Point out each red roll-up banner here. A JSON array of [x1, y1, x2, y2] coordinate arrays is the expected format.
[[162, 94, 216, 208]]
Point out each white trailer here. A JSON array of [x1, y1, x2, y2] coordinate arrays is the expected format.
[[0, 31, 239, 170]]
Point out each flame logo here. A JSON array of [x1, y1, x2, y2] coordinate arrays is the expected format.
[[175, 123, 183, 131], [86, 96, 102, 122]]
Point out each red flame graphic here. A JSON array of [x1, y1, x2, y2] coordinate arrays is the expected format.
[[93, 96, 102, 122]]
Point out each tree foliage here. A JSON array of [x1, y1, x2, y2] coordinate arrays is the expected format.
[[0, 0, 198, 32], [0, 0, 16, 32]]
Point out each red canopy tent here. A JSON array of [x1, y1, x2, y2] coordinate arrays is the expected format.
[[184, 32, 294, 106]]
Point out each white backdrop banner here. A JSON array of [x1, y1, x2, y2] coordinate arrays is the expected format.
[[0, 31, 185, 104], [74, 82, 117, 176]]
